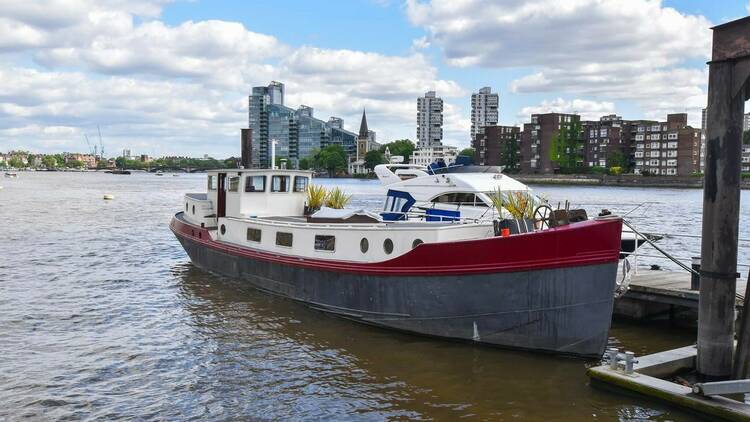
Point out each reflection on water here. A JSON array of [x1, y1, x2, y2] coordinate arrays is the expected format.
[[0, 172, 707, 420]]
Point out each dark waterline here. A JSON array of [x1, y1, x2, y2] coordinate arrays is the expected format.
[[0, 172, 710, 420]]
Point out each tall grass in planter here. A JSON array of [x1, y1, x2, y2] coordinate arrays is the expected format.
[[306, 184, 327, 214], [325, 187, 352, 209]]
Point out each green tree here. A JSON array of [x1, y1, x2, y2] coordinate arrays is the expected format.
[[459, 147, 475, 157], [606, 149, 627, 170], [379, 139, 415, 163], [501, 139, 520, 173], [66, 159, 84, 168], [8, 157, 25, 168], [115, 156, 126, 169], [298, 157, 310, 170], [364, 150, 386, 170], [743, 130, 750, 145], [315, 145, 347, 176], [42, 155, 57, 168], [97, 160, 109, 169], [53, 154, 65, 167], [549, 120, 583, 174]]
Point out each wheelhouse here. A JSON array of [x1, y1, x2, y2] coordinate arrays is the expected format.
[[205, 169, 312, 218]]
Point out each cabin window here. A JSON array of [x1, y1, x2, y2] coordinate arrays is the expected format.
[[432, 193, 485, 207], [185, 203, 188, 212], [314, 235, 335, 251], [276, 231, 293, 247], [246, 228, 261, 242], [383, 238, 394, 254], [220, 224, 226, 235], [192, 205, 195, 215], [228, 176, 240, 192], [294, 176, 309, 192], [360, 238, 369, 253], [245, 176, 266, 192], [207, 175, 217, 191], [271, 175, 290, 192], [412, 239, 423, 249]]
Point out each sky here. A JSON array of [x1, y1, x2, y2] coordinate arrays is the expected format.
[[0, 0, 748, 158]]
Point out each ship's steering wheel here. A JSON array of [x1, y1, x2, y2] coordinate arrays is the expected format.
[[533, 204, 554, 230]]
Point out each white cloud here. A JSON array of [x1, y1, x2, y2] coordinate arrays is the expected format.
[[407, 0, 711, 125], [411, 36, 430, 50], [518, 98, 616, 121], [0, 1, 466, 156]]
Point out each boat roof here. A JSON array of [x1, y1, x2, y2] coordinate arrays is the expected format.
[[375, 163, 529, 193], [430, 172, 530, 192], [205, 168, 313, 175], [430, 165, 504, 174]]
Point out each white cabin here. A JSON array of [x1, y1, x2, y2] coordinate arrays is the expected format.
[[180, 169, 496, 263]]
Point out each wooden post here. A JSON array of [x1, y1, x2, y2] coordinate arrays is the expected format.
[[697, 58, 744, 379], [734, 271, 750, 379]]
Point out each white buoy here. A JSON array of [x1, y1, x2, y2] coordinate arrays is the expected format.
[[103, 194, 115, 200]]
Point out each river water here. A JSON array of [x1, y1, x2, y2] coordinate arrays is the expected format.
[[3, 171, 744, 421]]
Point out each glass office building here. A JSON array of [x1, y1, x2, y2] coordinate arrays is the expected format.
[[249, 81, 362, 168]]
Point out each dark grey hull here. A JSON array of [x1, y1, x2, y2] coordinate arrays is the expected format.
[[176, 234, 618, 358]]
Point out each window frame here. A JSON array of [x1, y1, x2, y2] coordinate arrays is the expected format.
[[314, 235, 335, 252], [383, 238, 394, 254], [245, 175, 266, 193], [293, 176, 309, 193], [207, 175, 217, 191], [228, 176, 240, 192], [275, 231, 293, 247], [246, 227, 262, 243], [271, 175, 290, 193]]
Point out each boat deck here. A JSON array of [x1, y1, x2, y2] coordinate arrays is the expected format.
[[615, 270, 747, 321], [625, 271, 746, 308]]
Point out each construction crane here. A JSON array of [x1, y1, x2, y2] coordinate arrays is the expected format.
[[97, 126, 104, 159], [83, 134, 95, 156]]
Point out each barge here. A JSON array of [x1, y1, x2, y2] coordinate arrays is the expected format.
[[171, 169, 623, 357]]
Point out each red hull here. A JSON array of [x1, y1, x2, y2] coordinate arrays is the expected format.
[[170, 216, 622, 276]]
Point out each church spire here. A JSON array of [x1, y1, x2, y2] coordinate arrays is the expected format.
[[358, 108, 369, 139]]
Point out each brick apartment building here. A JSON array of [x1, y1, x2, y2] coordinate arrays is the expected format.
[[630, 113, 701, 176], [516, 111, 701, 175], [581, 114, 628, 168], [472, 125, 521, 167], [520, 113, 581, 174]]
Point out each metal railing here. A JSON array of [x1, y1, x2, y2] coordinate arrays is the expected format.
[[623, 219, 699, 276]]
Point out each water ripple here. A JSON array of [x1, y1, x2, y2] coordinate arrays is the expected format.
[[0, 172, 706, 421]]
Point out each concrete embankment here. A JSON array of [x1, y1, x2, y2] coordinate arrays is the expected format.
[[513, 174, 750, 189]]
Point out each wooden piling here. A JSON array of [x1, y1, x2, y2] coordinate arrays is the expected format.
[[734, 271, 750, 379], [698, 57, 744, 379]]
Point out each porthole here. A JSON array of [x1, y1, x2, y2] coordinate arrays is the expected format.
[[185, 203, 188, 212], [383, 238, 393, 255], [220, 224, 226, 235], [412, 239, 424, 249], [192, 205, 195, 215], [198, 232, 202, 239], [360, 238, 369, 253]]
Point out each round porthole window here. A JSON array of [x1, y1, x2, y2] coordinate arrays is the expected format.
[[383, 238, 393, 254], [220, 224, 226, 235], [360, 238, 369, 253], [192, 205, 196, 215], [412, 239, 423, 249]]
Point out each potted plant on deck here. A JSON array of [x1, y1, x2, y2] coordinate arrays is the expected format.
[[324, 187, 352, 209], [304, 184, 327, 216], [489, 189, 538, 235]]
